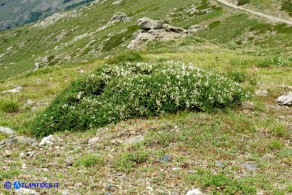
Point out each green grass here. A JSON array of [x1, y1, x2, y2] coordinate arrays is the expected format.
[[74, 154, 104, 167]]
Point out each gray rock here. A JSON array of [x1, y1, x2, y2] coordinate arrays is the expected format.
[[0, 126, 15, 135], [0, 136, 18, 147], [186, 188, 202, 195], [16, 188, 39, 195], [241, 101, 255, 111], [188, 24, 205, 33], [88, 137, 100, 145], [18, 136, 38, 146], [15, 188, 39, 195], [277, 92, 292, 106], [243, 163, 257, 171], [39, 135, 54, 146], [172, 167, 183, 171], [255, 90, 269, 97], [2, 86, 23, 93], [138, 17, 163, 30], [161, 154, 172, 163], [215, 161, 224, 168], [124, 135, 144, 145], [65, 158, 73, 166], [110, 12, 130, 23]]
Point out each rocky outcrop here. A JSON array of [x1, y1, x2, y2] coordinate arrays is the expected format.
[[128, 17, 189, 49]]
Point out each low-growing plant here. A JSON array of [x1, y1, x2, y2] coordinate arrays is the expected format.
[[0, 98, 20, 113], [74, 154, 104, 167], [106, 51, 144, 64], [113, 150, 151, 172], [30, 61, 248, 137], [186, 168, 256, 194]]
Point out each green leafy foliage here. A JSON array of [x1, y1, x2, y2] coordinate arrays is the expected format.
[[30, 61, 248, 137], [186, 168, 256, 194]]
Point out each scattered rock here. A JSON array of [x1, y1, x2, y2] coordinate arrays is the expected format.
[[112, 0, 123, 5], [161, 154, 172, 163], [172, 167, 183, 171], [243, 163, 257, 172], [2, 86, 23, 93], [23, 99, 34, 108], [61, 190, 70, 195], [18, 136, 38, 146], [74, 182, 83, 187], [16, 188, 39, 195], [124, 135, 144, 145], [188, 24, 206, 33], [26, 151, 35, 158], [88, 137, 100, 145], [4, 150, 12, 157], [255, 90, 269, 97], [277, 91, 292, 106], [128, 17, 188, 49], [138, 17, 163, 30], [65, 158, 73, 167], [0, 126, 15, 135], [0, 136, 18, 147], [39, 135, 54, 146], [110, 12, 130, 23], [215, 161, 224, 168], [186, 188, 202, 195], [241, 101, 255, 112]]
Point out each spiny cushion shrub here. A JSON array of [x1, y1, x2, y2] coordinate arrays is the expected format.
[[30, 61, 248, 137]]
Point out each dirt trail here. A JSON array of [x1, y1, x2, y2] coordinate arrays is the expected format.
[[216, 0, 292, 25]]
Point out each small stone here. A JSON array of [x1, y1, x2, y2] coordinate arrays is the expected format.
[[65, 158, 73, 166], [277, 92, 292, 106], [16, 188, 39, 195], [124, 135, 144, 145], [255, 90, 269, 97], [0, 126, 15, 135], [161, 154, 172, 163], [88, 137, 100, 145], [0, 136, 18, 146], [19, 137, 38, 146], [241, 101, 255, 111], [19, 152, 25, 158], [186, 188, 202, 195], [4, 150, 12, 157], [26, 151, 35, 158], [2, 86, 23, 94], [39, 135, 54, 146], [74, 182, 83, 187], [61, 190, 70, 195], [243, 163, 257, 171], [22, 163, 27, 169], [215, 161, 224, 168], [172, 167, 183, 171]]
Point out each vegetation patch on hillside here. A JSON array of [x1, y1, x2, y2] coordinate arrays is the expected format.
[[30, 61, 248, 137]]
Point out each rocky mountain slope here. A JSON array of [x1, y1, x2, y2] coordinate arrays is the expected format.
[[0, 0, 95, 30]]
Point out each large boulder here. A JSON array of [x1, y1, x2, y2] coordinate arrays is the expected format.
[[138, 17, 163, 30]]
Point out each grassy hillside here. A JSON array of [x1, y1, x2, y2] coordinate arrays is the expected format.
[[0, 0, 291, 194], [1, 0, 292, 80]]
